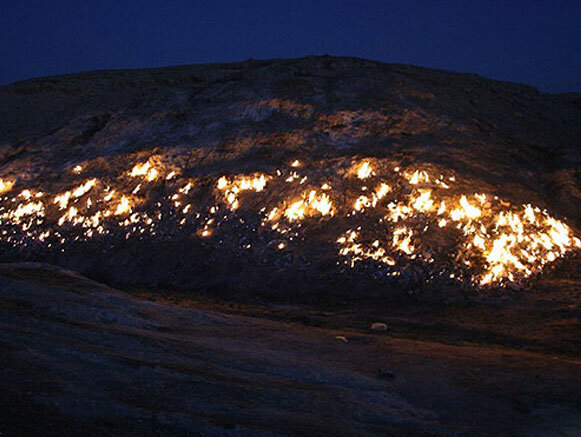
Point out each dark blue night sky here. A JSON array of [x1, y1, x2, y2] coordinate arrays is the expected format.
[[1, 0, 580, 92]]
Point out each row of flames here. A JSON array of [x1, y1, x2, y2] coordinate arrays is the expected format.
[[0, 158, 579, 287]]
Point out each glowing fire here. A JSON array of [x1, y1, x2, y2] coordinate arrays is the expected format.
[[217, 174, 269, 210], [272, 190, 335, 222], [449, 195, 481, 220], [407, 170, 430, 185], [410, 189, 434, 212], [356, 161, 375, 179], [392, 227, 415, 255], [0, 179, 14, 194], [54, 179, 97, 210], [0, 157, 579, 289], [337, 230, 396, 268], [115, 196, 132, 215], [353, 183, 391, 213], [129, 160, 159, 181]]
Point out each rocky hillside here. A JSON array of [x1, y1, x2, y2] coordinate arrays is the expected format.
[[0, 56, 580, 300], [1, 58, 581, 436]]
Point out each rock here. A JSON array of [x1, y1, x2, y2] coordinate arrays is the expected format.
[[377, 367, 395, 379], [370, 322, 388, 332], [97, 310, 117, 324]]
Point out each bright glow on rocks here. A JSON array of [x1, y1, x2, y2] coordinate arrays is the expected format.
[[0, 157, 579, 288]]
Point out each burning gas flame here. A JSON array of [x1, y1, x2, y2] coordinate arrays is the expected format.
[[407, 170, 430, 185], [217, 174, 269, 210], [0, 158, 579, 289], [115, 196, 131, 215], [280, 190, 334, 222], [337, 230, 396, 268], [356, 161, 375, 179], [0, 179, 15, 194], [129, 160, 159, 181], [410, 189, 434, 212]]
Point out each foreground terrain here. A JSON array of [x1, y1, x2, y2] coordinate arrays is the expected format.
[[1, 262, 580, 436]]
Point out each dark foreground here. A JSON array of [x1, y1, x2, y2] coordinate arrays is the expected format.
[[1, 263, 580, 436]]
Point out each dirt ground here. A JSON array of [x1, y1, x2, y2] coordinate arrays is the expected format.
[[1, 262, 580, 436]]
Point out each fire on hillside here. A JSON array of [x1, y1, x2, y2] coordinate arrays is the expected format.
[[0, 157, 579, 288]]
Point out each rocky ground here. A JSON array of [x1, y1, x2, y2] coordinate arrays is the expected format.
[[0, 56, 580, 435], [1, 263, 581, 436]]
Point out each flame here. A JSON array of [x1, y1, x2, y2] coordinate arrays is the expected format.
[[0, 179, 15, 194], [20, 190, 33, 200], [217, 173, 269, 210], [411, 189, 434, 212], [58, 207, 78, 226], [356, 161, 375, 179], [72, 179, 97, 198], [310, 191, 333, 216], [353, 183, 391, 212], [337, 230, 396, 267], [12, 201, 43, 220], [354, 195, 373, 212], [393, 227, 414, 255], [0, 158, 579, 288], [54, 192, 71, 210], [375, 183, 391, 200], [387, 202, 413, 222], [283, 190, 334, 222], [114, 196, 131, 215], [459, 195, 481, 219], [129, 160, 159, 181], [407, 170, 429, 185], [450, 195, 481, 221], [284, 200, 305, 221], [179, 182, 193, 195], [53, 179, 98, 210], [473, 234, 486, 250]]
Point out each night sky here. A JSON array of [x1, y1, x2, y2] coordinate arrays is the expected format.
[[1, 0, 580, 93]]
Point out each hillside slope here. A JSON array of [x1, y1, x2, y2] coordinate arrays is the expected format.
[[0, 57, 580, 299]]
